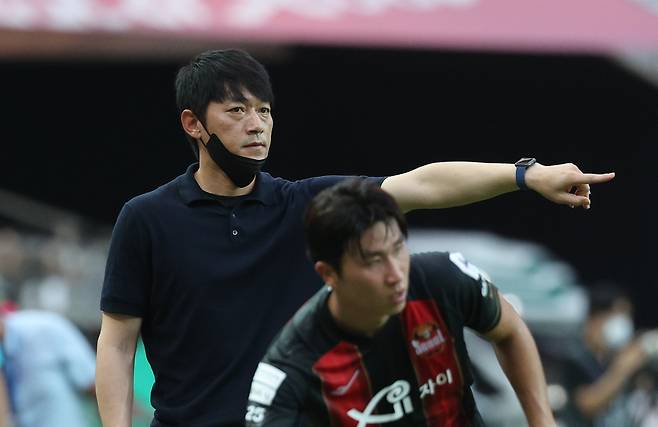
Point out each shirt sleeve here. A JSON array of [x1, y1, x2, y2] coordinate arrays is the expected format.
[[245, 362, 306, 427], [305, 175, 387, 198], [100, 202, 152, 316], [418, 252, 502, 334]]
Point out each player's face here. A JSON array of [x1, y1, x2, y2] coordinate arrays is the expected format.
[[204, 90, 273, 160], [337, 220, 410, 318]]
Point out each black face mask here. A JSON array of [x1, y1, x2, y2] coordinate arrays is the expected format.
[[198, 126, 267, 188]]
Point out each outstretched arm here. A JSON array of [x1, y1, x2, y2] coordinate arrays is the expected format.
[[381, 161, 615, 212], [483, 297, 556, 427]]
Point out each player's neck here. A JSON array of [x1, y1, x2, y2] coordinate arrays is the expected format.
[[195, 158, 255, 197], [328, 292, 388, 338]]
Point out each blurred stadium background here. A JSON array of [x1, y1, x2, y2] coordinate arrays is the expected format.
[[1, 0, 657, 425]]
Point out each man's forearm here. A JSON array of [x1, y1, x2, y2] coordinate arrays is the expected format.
[[382, 162, 517, 212], [493, 323, 555, 427], [381, 160, 614, 212], [96, 340, 136, 427]]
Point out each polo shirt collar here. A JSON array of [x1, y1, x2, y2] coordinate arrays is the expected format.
[[177, 163, 277, 206]]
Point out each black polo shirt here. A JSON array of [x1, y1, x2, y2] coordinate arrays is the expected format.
[[101, 164, 385, 427]]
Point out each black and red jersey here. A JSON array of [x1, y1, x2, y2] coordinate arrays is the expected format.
[[245, 251, 502, 427]]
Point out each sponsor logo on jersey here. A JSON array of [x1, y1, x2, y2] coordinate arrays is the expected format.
[[345, 372, 458, 425], [419, 368, 454, 398], [347, 380, 414, 426], [411, 321, 445, 356], [248, 362, 287, 406], [330, 368, 361, 396]]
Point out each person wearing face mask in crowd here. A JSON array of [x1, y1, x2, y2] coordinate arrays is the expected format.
[[551, 283, 658, 427]]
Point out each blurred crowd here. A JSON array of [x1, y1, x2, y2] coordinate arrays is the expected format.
[[540, 283, 658, 427], [0, 221, 657, 426], [475, 283, 658, 427], [0, 221, 153, 427], [0, 222, 108, 333]]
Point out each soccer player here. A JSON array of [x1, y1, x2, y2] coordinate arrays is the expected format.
[[246, 179, 555, 426]]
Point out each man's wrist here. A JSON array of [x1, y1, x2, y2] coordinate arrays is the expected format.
[[514, 158, 537, 191]]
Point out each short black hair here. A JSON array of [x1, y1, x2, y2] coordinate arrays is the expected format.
[[174, 49, 274, 157], [304, 179, 407, 273], [587, 281, 631, 317]]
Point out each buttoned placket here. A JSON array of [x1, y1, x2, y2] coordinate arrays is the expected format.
[[229, 208, 239, 238]]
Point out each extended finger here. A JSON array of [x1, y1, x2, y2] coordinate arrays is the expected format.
[[570, 172, 615, 184]]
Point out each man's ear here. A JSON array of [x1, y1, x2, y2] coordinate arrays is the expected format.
[[181, 109, 204, 140], [314, 261, 338, 288]]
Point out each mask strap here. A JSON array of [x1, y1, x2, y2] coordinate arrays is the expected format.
[[196, 119, 212, 147]]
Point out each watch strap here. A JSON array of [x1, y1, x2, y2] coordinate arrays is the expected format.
[[514, 158, 537, 191]]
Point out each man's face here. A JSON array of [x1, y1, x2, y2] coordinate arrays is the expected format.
[[598, 298, 634, 352], [203, 90, 273, 160], [334, 220, 411, 318]]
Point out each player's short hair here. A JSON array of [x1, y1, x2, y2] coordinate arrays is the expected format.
[[587, 281, 631, 317], [304, 179, 407, 273], [174, 49, 274, 158]]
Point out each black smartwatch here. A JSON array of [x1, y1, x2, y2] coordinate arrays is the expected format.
[[514, 157, 537, 191]]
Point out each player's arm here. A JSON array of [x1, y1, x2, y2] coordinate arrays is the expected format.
[[381, 161, 614, 212], [483, 297, 555, 427], [245, 362, 304, 427], [96, 312, 142, 427], [573, 330, 657, 418]]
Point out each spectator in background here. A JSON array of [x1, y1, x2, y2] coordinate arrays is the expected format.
[[0, 228, 27, 303], [553, 283, 658, 427], [0, 303, 97, 427]]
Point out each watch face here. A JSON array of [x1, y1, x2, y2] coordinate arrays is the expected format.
[[515, 157, 537, 167]]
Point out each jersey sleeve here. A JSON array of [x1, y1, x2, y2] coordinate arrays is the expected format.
[[418, 252, 502, 334], [100, 202, 152, 316], [246, 362, 306, 427]]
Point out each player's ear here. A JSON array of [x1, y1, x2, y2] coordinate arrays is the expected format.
[[314, 261, 338, 288]]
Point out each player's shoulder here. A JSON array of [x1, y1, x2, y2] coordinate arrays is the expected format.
[[266, 288, 330, 367], [410, 251, 458, 278], [409, 251, 489, 298], [411, 251, 486, 278]]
